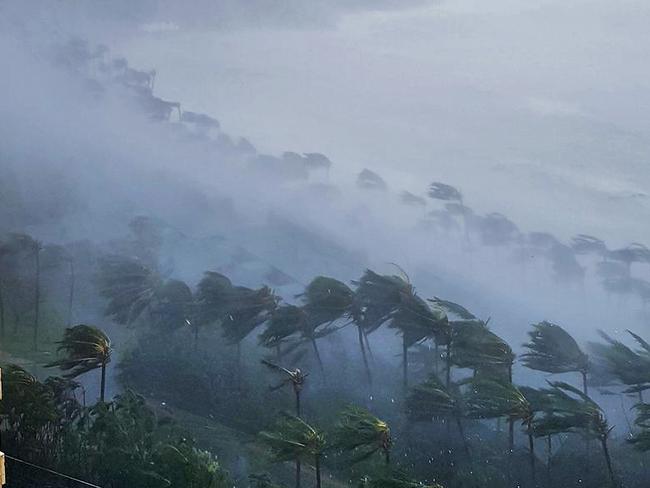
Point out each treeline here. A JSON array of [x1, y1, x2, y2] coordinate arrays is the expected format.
[[3, 224, 650, 488]]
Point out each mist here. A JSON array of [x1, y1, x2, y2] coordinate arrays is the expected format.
[[3, 2, 650, 488]]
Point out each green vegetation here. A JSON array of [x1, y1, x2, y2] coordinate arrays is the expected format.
[[4, 227, 650, 488]]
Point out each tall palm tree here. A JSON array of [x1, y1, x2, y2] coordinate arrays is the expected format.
[[262, 360, 309, 488], [629, 402, 650, 451], [466, 378, 537, 486], [262, 359, 308, 417], [41, 244, 75, 326], [389, 288, 448, 389], [97, 254, 163, 326], [259, 305, 306, 364], [522, 321, 590, 394], [334, 406, 392, 465], [46, 324, 112, 402], [2, 234, 42, 349], [299, 276, 354, 381], [535, 381, 617, 487], [589, 330, 650, 401], [151, 278, 194, 332], [352, 269, 406, 384], [260, 414, 326, 488], [406, 375, 469, 455]]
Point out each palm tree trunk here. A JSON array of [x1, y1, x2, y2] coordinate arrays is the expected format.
[[358, 326, 372, 385], [0, 283, 5, 339], [295, 390, 301, 417], [384, 448, 390, 465], [508, 418, 514, 453], [295, 460, 301, 488], [581, 371, 588, 396], [100, 361, 107, 402], [456, 416, 470, 456], [315, 455, 321, 488], [445, 343, 452, 389], [32, 247, 40, 351], [528, 428, 537, 487], [546, 435, 552, 483], [363, 330, 374, 361], [434, 342, 439, 375], [237, 342, 243, 392], [67, 260, 75, 326], [402, 335, 409, 389], [311, 338, 326, 379], [600, 436, 616, 487]]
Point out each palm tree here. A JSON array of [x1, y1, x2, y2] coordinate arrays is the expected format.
[[97, 254, 163, 326], [406, 375, 469, 455], [589, 330, 650, 401], [262, 359, 308, 417], [259, 414, 326, 488], [41, 244, 75, 326], [261, 360, 309, 488], [466, 378, 537, 486], [571, 234, 607, 258], [629, 402, 650, 451], [522, 321, 590, 394], [389, 288, 448, 389], [2, 234, 42, 348], [259, 305, 306, 364], [427, 182, 469, 243], [535, 381, 617, 487], [334, 406, 391, 465], [151, 278, 194, 332], [299, 276, 354, 381], [46, 324, 112, 402], [352, 270, 406, 384]]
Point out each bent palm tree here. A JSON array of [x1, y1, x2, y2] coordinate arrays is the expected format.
[[536, 381, 617, 487], [98, 255, 162, 326], [466, 378, 537, 486], [262, 359, 308, 417], [589, 330, 650, 401], [522, 321, 590, 394], [260, 414, 326, 488], [406, 375, 469, 455], [299, 276, 354, 380], [46, 324, 112, 402], [334, 406, 392, 465]]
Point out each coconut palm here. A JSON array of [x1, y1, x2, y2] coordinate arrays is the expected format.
[[606, 243, 650, 273], [2, 234, 41, 348], [97, 254, 163, 326], [259, 305, 304, 357], [151, 278, 194, 332], [390, 289, 448, 388], [629, 402, 650, 451], [262, 360, 308, 417], [522, 321, 590, 394], [41, 244, 75, 326], [466, 378, 537, 486], [46, 324, 112, 402], [589, 330, 650, 401], [259, 414, 326, 488], [571, 234, 607, 257], [298, 276, 354, 379], [535, 381, 617, 487], [334, 406, 392, 465], [352, 270, 406, 384], [406, 375, 469, 455], [449, 319, 515, 382]]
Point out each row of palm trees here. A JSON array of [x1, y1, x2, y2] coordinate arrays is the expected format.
[[40, 253, 650, 487]]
